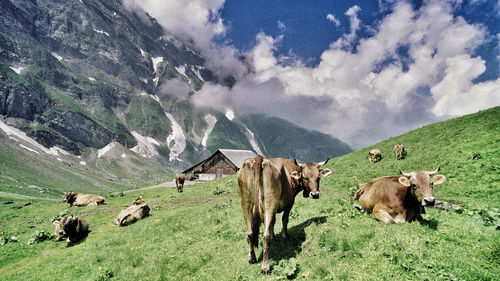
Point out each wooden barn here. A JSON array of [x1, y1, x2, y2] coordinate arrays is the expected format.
[[182, 149, 257, 181]]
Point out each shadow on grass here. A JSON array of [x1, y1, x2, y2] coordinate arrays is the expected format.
[[259, 216, 328, 265], [65, 231, 90, 247], [418, 218, 439, 230]]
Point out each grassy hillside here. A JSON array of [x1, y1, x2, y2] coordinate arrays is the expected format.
[[0, 107, 498, 280]]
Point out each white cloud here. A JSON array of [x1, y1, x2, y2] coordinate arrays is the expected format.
[[277, 20, 286, 32], [123, 0, 247, 78], [192, 1, 500, 148], [158, 78, 192, 100], [326, 14, 340, 26]]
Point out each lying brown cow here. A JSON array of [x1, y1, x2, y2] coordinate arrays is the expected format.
[[53, 216, 89, 243], [352, 166, 446, 223], [114, 197, 150, 226], [238, 156, 332, 273], [63, 192, 105, 207], [367, 148, 382, 163], [393, 144, 407, 160], [175, 175, 185, 192]]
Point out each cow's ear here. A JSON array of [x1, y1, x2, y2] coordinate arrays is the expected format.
[[432, 175, 446, 185], [53, 220, 60, 226], [290, 171, 301, 180], [398, 177, 410, 187], [320, 169, 332, 177]]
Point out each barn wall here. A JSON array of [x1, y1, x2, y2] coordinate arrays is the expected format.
[[203, 152, 237, 176]]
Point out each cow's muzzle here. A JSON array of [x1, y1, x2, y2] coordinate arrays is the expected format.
[[422, 197, 435, 206], [309, 192, 320, 199]]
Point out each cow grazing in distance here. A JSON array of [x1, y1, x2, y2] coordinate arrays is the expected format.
[[393, 144, 407, 160], [175, 175, 185, 192], [114, 197, 150, 226], [352, 166, 446, 223], [367, 148, 382, 163], [63, 192, 105, 207], [53, 216, 89, 243], [238, 156, 332, 273]]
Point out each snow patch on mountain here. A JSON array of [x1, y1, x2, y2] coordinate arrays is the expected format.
[[192, 66, 205, 82], [10, 66, 25, 74], [140, 48, 147, 58], [225, 108, 234, 120], [130, 131, 160, 158], [51, 52, 63, 61], [202, 114, 217, 147], [164, 112, 186, 161], [19, 144, 39, 154], [0, 119, 61, 156], [149, 94, 160, 103], [93, 28, 110, 36], [152, 57, 163, 74], [97, 142, 117, 158], [175, 64, 191, 84], [242, 126, 264, 155]]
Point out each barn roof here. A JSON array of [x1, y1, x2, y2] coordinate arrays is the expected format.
[[218, 149, 257, 169], [182, 149, 258, 174]]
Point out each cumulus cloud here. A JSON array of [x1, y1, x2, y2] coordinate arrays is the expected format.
[[158, 78, 192, 100], [123, 0, 247, 78], [192, 0, 500, 148], [124, 0, 499, 148], [326, 14, 340, 26]]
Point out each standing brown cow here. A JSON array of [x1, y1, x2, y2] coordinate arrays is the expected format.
[[352, 166, 446, 223], [238, 156, 332, 273], [53, 216, 89, 243], [175, 175, 185, 192], [367, 148, 382, 163], [393, 144, 407, 160]]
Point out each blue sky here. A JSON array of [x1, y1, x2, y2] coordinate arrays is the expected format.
[[220, 0, 499, 81], [132, 0, 500, 148]]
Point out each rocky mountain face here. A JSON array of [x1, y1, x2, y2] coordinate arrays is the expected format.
[[0, 0, 351, 173]]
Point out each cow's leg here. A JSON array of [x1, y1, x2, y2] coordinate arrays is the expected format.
[[372, 206, 395, 224], [281, 207, 291, 239], [261, 211, 276, 273]]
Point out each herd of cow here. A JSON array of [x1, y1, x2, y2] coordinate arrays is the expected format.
[[237, 144, 446, 273], [50, 143, 447, 274]]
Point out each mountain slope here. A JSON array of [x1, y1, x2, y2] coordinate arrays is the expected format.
[[0, 0, 351, 175]]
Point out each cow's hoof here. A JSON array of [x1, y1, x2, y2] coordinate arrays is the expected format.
[[281, 233, 289, 239], [248, 254, 257, 264], [261, 264, 271, 274]]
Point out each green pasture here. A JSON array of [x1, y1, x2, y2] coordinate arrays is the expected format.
[[0, 107, 498, 280]]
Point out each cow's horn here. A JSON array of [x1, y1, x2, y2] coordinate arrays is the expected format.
[[294, 159, 299, 166], [428, 165, 441, 176], [399, 168, 412, 177], [319, 158, 329, 166]]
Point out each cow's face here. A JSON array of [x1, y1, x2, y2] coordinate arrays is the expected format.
[[63, 192, 75, 202], [398, 166, 446, 206], [291, 159, 332, 199], [53, 216, 75, 241]]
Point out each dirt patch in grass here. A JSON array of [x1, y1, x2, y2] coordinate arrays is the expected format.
[[158, 196, 232, 207]]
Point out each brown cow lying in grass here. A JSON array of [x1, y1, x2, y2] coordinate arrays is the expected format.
[[53, 216, 89, 243], [367, 148, 382, 163], [63, 192, 105, 207], [114, 197, 150, 226], [353, 166, 446, 223]]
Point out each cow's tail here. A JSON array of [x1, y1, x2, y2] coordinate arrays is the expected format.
[[251, 155, 264, 248]]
